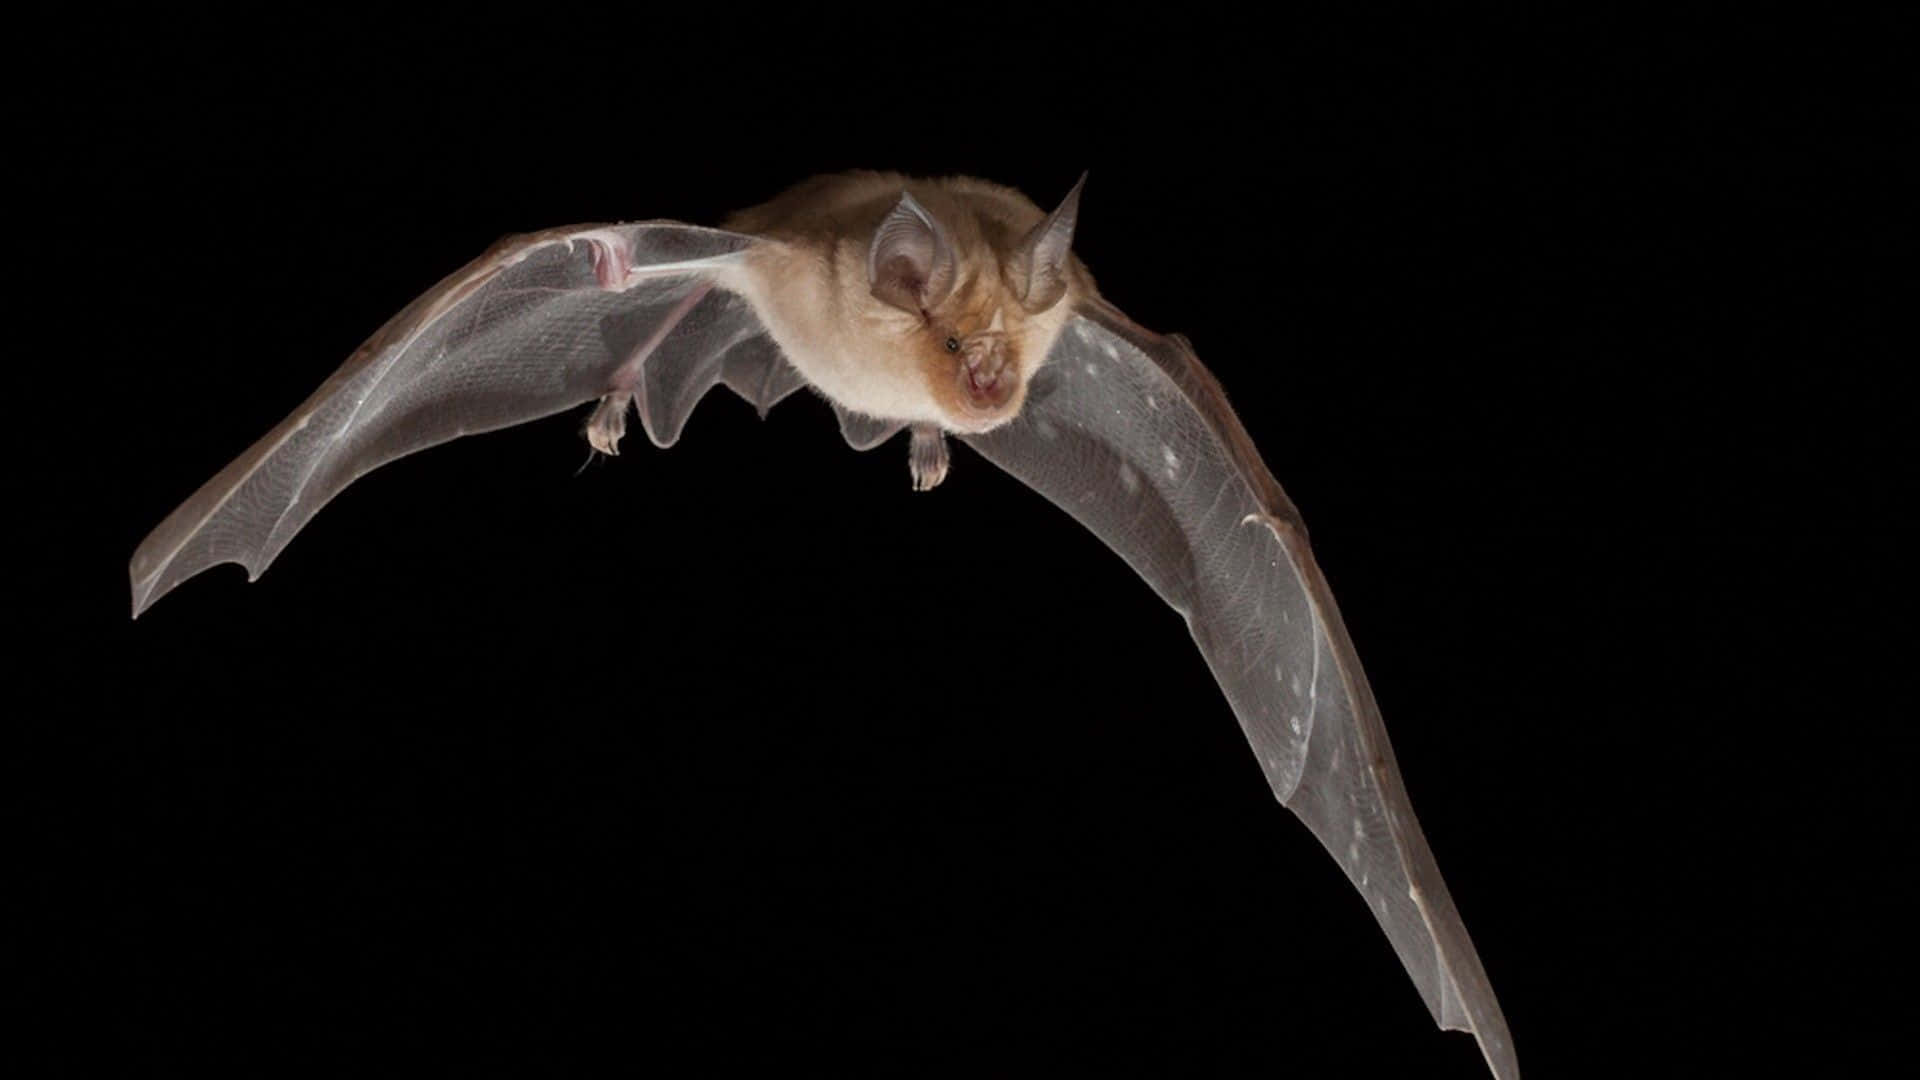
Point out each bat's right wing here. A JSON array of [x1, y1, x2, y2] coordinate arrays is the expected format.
[[962, 298, 1518, 1080], [130, 223, 808, 616]]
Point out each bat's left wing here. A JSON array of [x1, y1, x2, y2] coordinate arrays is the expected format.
[[129, 223, 806, 616], [960, 297, 1518, 1080]]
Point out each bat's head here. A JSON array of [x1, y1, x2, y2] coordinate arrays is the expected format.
[[867, 177, 1085, 433]]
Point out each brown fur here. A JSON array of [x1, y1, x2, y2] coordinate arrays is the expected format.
[[722, 173, 1097, 433]]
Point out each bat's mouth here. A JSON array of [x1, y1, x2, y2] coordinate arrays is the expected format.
[[957, 353, 1017, 417]]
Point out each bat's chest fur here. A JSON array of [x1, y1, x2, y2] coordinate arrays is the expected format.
[[772, 321, 945, 428], [728, 240, 1071, 433], [731, 243, 950, 427]]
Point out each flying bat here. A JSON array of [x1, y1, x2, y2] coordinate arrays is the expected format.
[[129, 172, 1518, 1078]]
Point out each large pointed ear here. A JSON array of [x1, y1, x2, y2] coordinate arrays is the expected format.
[[868, 191, 957, 313], [1005, 172, 1085, 313]]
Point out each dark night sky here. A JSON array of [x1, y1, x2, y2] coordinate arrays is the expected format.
[[21, 9, 1902, 1077]]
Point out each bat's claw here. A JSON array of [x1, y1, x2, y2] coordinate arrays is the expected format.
[[585, 392, 631, 456], [910, 424, 949, 491]]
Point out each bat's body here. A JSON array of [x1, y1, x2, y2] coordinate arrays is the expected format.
[[724, 173, 1085, 435], [130, 173, 1519, 1078]]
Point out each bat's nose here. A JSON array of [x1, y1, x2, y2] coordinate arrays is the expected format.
[[960, 349, 1015, 413]]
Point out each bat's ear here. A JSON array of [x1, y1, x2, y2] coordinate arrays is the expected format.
[[1007, 171, 1085, 313], [869, 191, 958, 314]]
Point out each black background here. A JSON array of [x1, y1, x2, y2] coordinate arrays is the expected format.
[[22, 9, 1903, 1077]]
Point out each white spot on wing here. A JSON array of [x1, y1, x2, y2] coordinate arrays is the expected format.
[[1117, 462, 1140, 494], [1305, 613, 1323, 732], [1162, 446, 1181, 477], [1085, 362, 1099, 377]]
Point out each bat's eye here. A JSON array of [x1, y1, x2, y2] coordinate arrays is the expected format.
[[944, 336, 961, 353]]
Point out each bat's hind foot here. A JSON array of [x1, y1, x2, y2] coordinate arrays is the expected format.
[[585, 392, 632, 456], [583, 279, 716, 458], [909, 425, 949, 491]]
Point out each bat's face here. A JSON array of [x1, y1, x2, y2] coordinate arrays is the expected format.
[[916, 275, 1032, 431], [802, 180, 1083, 436]]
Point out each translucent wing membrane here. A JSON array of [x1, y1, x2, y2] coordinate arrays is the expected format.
[[963, 301, 1518, 1080], [130, 224, 790, 615], [126, 204, 1514, 1080]]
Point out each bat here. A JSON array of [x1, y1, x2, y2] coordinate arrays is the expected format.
[[129, 172, 1518, 1078]]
